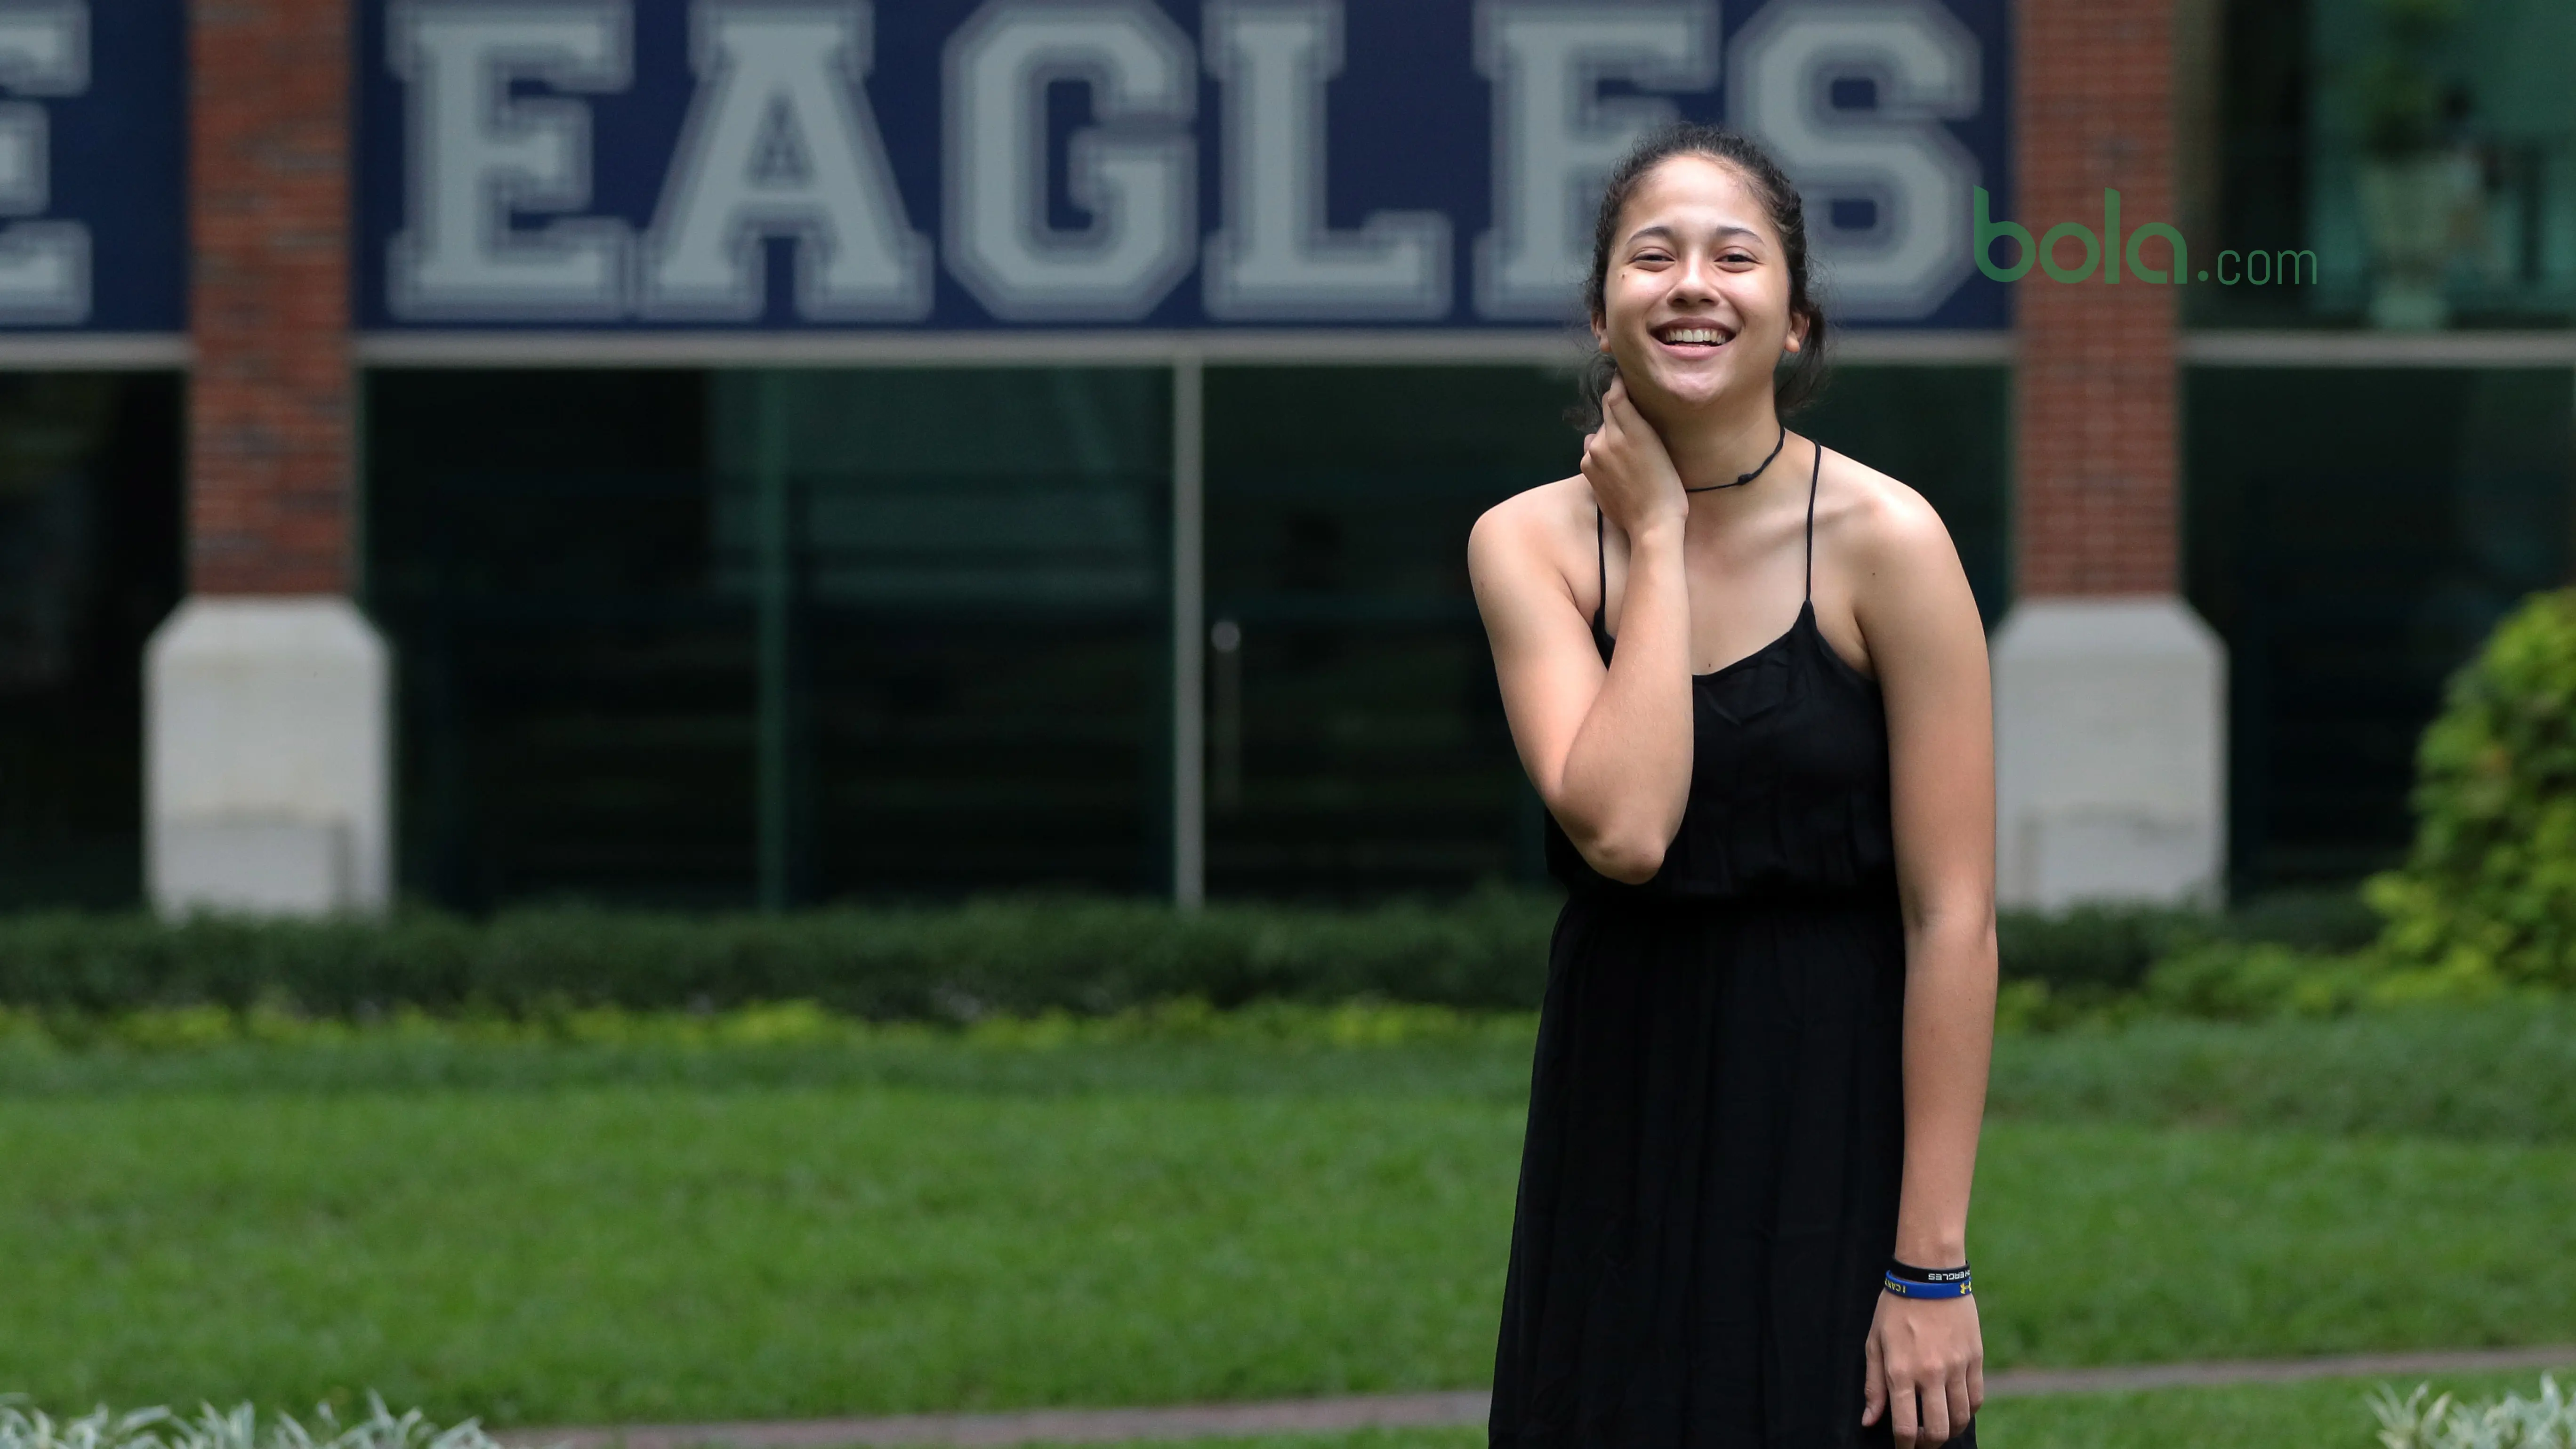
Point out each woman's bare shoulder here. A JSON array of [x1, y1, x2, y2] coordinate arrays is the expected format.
[[1468, 474, 1596, 581], [1815, 446, 1962, 572]]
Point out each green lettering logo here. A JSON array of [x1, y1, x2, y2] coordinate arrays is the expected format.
[[1973, 186, 2030, 282], [1972, 188, 2221, 287]]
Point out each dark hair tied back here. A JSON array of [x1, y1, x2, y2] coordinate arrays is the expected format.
[[1570, 121, 1830, 432]]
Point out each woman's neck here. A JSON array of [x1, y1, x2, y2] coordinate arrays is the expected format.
[[1637, 391, 1787, 495]]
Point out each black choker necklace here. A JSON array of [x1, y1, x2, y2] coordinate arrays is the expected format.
[[1682, 424, 1788, 493]]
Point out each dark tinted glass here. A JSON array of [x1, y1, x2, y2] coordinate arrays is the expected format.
[[2199, 0, 2576, 328], [708, 368, 1171, 900], [1202, 366, 1574, 898], [367, 367, 1169, 909], [2186, 365, 2574, 890], [0, 373, 182, 907], [368, 370, 735, 908]]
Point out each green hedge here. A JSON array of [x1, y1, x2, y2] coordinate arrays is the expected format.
[[0, 887, 2356, 1021], [2367, 587, 2576, 992], [0, 892, 1562, 1019]]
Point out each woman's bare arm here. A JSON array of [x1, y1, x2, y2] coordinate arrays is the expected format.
[[1466, 381, 1697, 883], [1850, 483, 1997, 1448]]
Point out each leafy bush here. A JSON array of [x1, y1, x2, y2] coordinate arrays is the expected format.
[[2367, 588, 2576, 992], [0, 995, 1536, 1055], [0, 886, 2419, 1025], [0, 891, 1562, 1019], [2370, 1376, 2576, 1449], [2139, 940, 2383, 1020], [1992, 893, 2405, 1030], [1996, 904, 2204, 994], [2214, 885, 2384, 954]]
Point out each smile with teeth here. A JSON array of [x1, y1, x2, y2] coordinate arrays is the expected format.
[[1655, 323, 1734, 349]]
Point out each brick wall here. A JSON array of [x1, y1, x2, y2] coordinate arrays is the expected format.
[[2013, 0, 2180, 597], [188, 0, 353, 596]]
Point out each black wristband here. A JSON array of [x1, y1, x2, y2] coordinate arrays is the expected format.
[[1887, 1259, 1972, 1285]]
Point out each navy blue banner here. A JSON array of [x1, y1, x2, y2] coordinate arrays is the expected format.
[[0, 0, 185, 332], [357, 0, 2009, 332]]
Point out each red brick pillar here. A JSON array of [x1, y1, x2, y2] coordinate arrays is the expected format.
[[188, 0, 353, 595], [2014, 0, 2178, 596], [148, 0, 384, 918], [1992, 0, 2227, 911]]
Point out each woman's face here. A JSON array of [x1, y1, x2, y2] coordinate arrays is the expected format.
[[1591, 154, 1803, 419]]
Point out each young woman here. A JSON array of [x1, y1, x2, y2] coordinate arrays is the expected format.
[[1469, 123, 1998, 1449]]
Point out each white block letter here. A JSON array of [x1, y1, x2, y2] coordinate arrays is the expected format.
[[0, 0, 88, 324], [1729, 0, 1980, 321], [1201, 0, 1449, 320], [387, 0, 630, 320], [1473, 0, 1714, 322], [944, 0, 1196, 322], [642, 0, 930, 321]]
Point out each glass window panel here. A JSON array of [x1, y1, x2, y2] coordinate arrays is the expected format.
[[1204, 366, 1574, 898], [2186, 365, 2574, 891], [2206, 0, 2576, 327], [368, 367, 1170, 910], [0, 374, 182, 907], [707, 368, 1171, 899], [367, 370, 740, 909]]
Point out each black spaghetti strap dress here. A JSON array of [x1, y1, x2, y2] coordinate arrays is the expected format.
[[1488, 443, 1974, 1448]]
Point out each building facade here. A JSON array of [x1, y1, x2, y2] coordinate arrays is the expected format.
[[1, 0, 2569, 913]]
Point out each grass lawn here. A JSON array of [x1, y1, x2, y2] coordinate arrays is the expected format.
[[1987, 998, 2576, 1142], [0, 1084, 1521, 1425], [5, 1016, 2576, 1426], [1974, 1122, 2576, 1367]]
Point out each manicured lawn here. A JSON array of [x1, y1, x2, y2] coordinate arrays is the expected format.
[[1987, 998, 2576, 1142], [1973, 1123, 2576, 1367], [6, 1020, 2576, 1425], [0, 1085, 1521, 1424]]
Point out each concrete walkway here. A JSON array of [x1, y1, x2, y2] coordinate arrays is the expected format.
[[496, 1344, 2576, 1449]]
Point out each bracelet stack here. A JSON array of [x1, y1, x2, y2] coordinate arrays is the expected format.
[[1882, 1260, 1973, 1299]]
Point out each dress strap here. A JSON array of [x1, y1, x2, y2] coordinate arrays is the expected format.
[[1803, 439, 1824, 603], [1594, 503, 1608, 633]]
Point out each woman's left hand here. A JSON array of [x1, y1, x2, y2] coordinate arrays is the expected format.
[[1861, 1291, 1983, 1446]]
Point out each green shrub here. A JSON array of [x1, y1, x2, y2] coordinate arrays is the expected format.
[[2367, 587, 2576, 992], [0, 886, 2414, 1024], [1995, 903, 2205, 994], [0, 995, 1538, 1055], [2140, 939, 2381, 1019], [1993, 895, 2392, 1030], [0, 890, 1563, 1019], [2211, 884, 2384, 954]]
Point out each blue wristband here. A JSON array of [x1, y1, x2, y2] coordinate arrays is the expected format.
[[1882, 1272, 1972, 1299]]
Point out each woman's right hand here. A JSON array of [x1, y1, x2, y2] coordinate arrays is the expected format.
[[1580, 375, 1688, 538]]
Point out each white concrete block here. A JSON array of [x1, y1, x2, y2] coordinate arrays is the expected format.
[[145, 596, 392, 918], [1992, 595, 2227, 910]]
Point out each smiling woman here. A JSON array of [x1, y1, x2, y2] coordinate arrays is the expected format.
[[1468, 123, 2000, 1449]]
